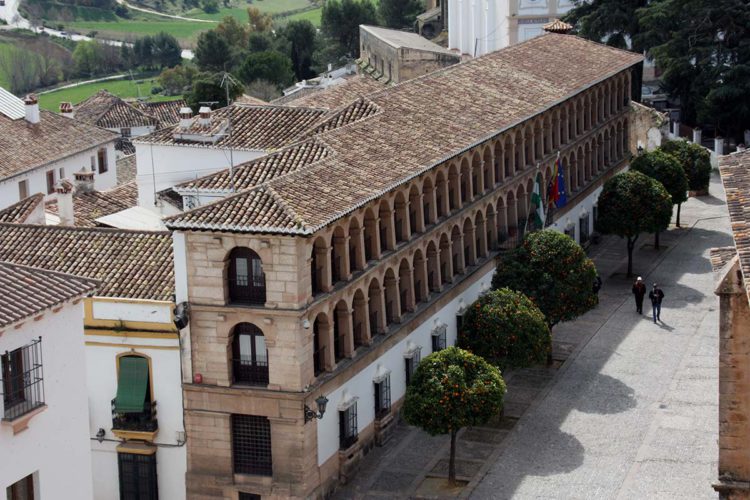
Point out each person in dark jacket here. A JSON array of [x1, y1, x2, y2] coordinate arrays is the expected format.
[[632, 276, 646, 314], [649, 283, 665, 323]]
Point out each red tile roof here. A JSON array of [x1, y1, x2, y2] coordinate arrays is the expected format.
[[75, 90, 159, 129], [718, 149, 750, 303], [0, 194, 45, 223], [166, 34, 643, 235], [46, 181, 138, 227], [0, 261, 99, 328]]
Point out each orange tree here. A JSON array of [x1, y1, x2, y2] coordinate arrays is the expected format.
[[402, 347, 506, 485], [631, 149, 688, 234], [491, 229, 598, 329], [458, 288, 551, 370], [661, 139, 712, 194]]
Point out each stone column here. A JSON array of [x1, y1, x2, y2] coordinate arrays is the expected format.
[[334, 234, 352, 281], [454, 233, 465, 274], [414, 193, 425, 233], [417, 256, 429, 302], [476, 217, 487, 257], [353, 295, 371, 346], [342, 307, 354, 357], [372, 217, 382, 260], [486, 210, 497, 249], [351, 227, 366, 271], [477, 161, 486, 194], [403, 268, 415, 312], [316, 245, 333, 292], [715, 137, 724, 156]]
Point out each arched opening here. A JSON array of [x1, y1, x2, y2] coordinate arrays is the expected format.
[[227, 247, 266, 305], [524, 126, 534, 167], [514, 130, 524, 174], [231, 323, 268, 385], [460, 158, 472, 205], [486, 204, 498, 250], [394, 191, 409, 244], [505, 192, 516, 243], [603, 130, 610, 169], [333, 300, 351, 362], [384, 268, 400, 324], [310, 237, 329, 296], [408, 185, 423, 234], [516, 184, 528, 232], [504, 135, 513, 179], [463, 217, 476, 267], [435, 170, 448, 218], [379, 199, 394, 252], [368, 278, 385, 336], [426, 240, 441, 292], [398, 258, 414, 315], [352, 289, 369, 349], [451, 225, 464, 275], [471, 153, 482, 196], [422, 177, 435, 226], [413, 249, 428, 304], [475, 211, 487, 259], [331, 225, 347, 284], [448, 163, 460, 211], [494, 141, 503, 184], [313, 313, 332, 375], [348, 218, 365, 273], [439, 233, 452, 284], [363, 208, 378, 263]]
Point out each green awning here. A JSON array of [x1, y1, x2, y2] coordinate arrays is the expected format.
[[114, 356, 149, 413]]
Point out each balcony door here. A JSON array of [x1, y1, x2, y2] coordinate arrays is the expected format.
[[228, 248, 266, 305], [232, 323, 269, 385]]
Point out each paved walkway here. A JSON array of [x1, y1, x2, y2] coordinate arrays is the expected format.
[[335, 172, 730, 499]]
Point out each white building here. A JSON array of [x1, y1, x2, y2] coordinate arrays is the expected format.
[[0, 262, 98, 500], [448, 0, 574, 56], [0, 87, 118, 212], [0, 223, 184, 500], [133, 103, 329, 211]]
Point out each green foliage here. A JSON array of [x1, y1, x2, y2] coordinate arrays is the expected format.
[[202, 0, 219, 14], [402, 347, 506, 436], [631, 149, 688, 206], [699, 63, 750, 147], [185, 71, 243, 111], [321, 0, 377, 58], [378, 0, 424, 29], [72, 39, 124, 76], [158, 63, 197, 95], [238, 50, 294, 87], [660, 140, 712, 192], [458, 289, 551, 370], [563, 0, 647, 51], [131, 32, 181, 69], [491, 230, 598, 328], [194, 30, 232, 72], [215, 15, 249, 48], [278, 20, 317, 80]]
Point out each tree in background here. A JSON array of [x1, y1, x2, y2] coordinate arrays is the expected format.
[[216, 16, 249, 48], [492, 230, 598, 329], [660, 140, 713, 194], [159, 64, 198, 95], [636, 0, 750, 141], [402, 347, 505, 486], [458, 289, 551, 370], [596, 171, 673, 277], [631, 149, 688, 238], [150, 32, 182, 68], [73, 40, 123, 76], [278, 20, 317, 81], [563, 0, 647, 51], [247, 6, 273, 33], [378, 0, 424, 29], [238, 51, 295, 88], [194, 30, 232, 72], [321, 0, 378, 58], [186, 71, 244, 112]]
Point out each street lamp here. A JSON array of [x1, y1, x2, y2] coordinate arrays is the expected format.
[[304, 395, 329, 423]]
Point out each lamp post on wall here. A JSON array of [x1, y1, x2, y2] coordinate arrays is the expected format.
[[304, 395, 329, 423]]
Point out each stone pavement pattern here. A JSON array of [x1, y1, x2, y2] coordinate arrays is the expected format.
[[334, 173, 729, 499]]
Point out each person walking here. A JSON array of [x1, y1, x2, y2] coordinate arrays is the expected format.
[[632, 277, 646, 314], [649, 283, 665, 323], [593, 275, 602, 296]]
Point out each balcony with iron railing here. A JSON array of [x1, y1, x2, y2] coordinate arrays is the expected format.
[[232, 358, 269, 386], [111, 399, 158, 440]]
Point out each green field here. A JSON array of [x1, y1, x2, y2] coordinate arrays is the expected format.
[[0, 44, 11, 89], [37, 77, 181, 110], [187, 0, 311, 20], [65, 11, 212, 46], [282, 6, 321, 26]]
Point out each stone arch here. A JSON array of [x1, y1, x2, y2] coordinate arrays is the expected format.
[[313, 311, 334, 374], [408, 184, 423, 235], [413, 248, 429, 304], [426, 239, 441, 292], [394, 190, 409, 243], [439, 232, 452, 284], [352, 288, 370, 349], [460, 157, 472, 205], [368, 277, 385, 336], [471, 151, 483, 196], [363, 207, 379, 263], [451, 224, 465, 275], [226, 247, 266, 306], [333, 299, 352, 362], [348, 216, 365, 273], [331, 224, 348, 284], [463, 216, 476, 267], [378, 198, 395, 252], [384, 267, 400, 324], [398, 258, 414, 315], [448, 162, 461, 211], [436, 169, 449, 217], [475, 211, 488, 258], [422, 175, 436, 226], [311, 236, 329, 296]]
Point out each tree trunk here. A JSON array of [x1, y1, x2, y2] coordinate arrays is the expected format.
[[626, 236, 637, 278], [654, 230, 660, 250], [448, 428, 457, 486], [676, 203, 682, 228]]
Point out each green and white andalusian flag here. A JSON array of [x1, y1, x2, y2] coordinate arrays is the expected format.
[[531, 172, 545, 227]]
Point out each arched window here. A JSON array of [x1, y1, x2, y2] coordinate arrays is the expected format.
[[228, 248, 265, 305], [231, 323, 268, 385]]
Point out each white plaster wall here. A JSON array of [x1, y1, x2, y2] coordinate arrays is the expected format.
[[548, 183, 604, 244], [0, 303, 94, 500], [316, 267, 494, 465], [135, 144, 264, 209], [92, 300, 173, 324], [172, 232, 194, 384], [86, 335, 186, 500], [0, 143, 117, 210]]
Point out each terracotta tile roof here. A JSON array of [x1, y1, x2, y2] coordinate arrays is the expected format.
[[75, 90, 158, 129], [274, 75, 387, 110], [0, 110, 118, 181], [117, 154, 137, 185], [0, 223, 174, 300], [166, 34, 643, 235], [543, 19, 573, 34], [718, 149, 750, 303], [710, 246, 737, 273], [300, 98, 381, 139], [175, 139, 329, 194], [46, 181, 138, 227], [133, 99, 186, 126], [0, 194, 45, 223], [0, 261, 99, 328], [135, 104, 328, 151], [236, 94, 268, 106]]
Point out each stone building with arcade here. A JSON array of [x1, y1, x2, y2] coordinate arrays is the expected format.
[[165, 34, 643, 499]]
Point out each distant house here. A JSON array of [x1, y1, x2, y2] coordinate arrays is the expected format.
[[0, 223, 185, 500], [0, 87, 118, 212], [0, 262, 98, 500]]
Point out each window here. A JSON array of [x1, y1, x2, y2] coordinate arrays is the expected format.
[[90, 155, 96, 172], [1, 338, 44, 420], [579, 215, 590, 245], [112, 355, 157, 433], [404, 347, 421, 386], [339, 402, 358, 450], [374, 375, 391, 419], [18, 180, 28, 200], [238, 494, 260, 500], [118, 451, 158, 500], [228, 248, 266, 305], [231, 323, 269, 385], [97, 148, 108, 174], [58, 167, 65, 179], [232, 414, 272, 476], [6, 473, 34, 500], [431, 323, 447, 353], [46, 170, 55, 194]]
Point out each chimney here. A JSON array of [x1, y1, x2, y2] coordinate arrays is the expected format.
[[198, 106, 212, 127], [60, 102, 75, 119], [55, 179, 75, 226], [179, 107, 193, 130], [73, 169, 95, 194], [542, 19, 573, 35], [24, 94, 40, 124]]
